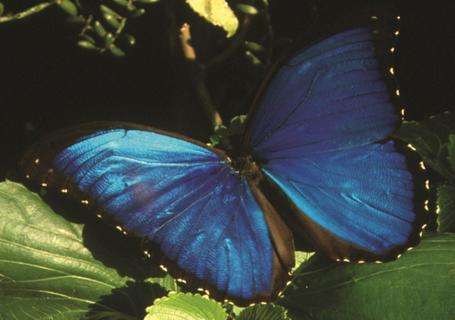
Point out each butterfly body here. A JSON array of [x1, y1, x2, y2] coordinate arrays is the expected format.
[[19, 29, 426, 305]]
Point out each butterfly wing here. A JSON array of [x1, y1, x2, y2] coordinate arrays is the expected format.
[[19, 122, 293, 303], [246, 29, 425, 261]]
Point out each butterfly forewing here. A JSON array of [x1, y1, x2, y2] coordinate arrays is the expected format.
[[19, 122, 292, 304]]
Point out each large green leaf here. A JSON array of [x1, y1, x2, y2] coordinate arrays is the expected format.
[[0, 181, 159, 320], [437, 184, 455, 232], [394, 111, 455, 179], [186, 0, 239, 37], [144, 292, 227, 320], [237, 304, 290, 320], [279, 233, 455, 320], [448, 134, 455, 175]]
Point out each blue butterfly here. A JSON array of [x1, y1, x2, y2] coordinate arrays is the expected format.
[[19, 28, 425, 305]]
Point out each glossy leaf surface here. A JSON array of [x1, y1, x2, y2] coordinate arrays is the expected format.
[[0, 181, 156, 320], [279, 233, 455, 320], [144, 292, 227, 320]]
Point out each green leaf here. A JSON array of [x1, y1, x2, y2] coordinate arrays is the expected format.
[[245, 50, 262, 65], [237, 304, 290, 320], [244, 41, 265, 53], [66, 15, 86, 25], [0, 3, 4, 16], [0, 181, 142, 319], [279, 233, 455, 320], [100, 4, 121, 19], [145, 274, 179, 293], [122, 34, 136, 46], [80, 34, 96, 44], [103, 13, 121, 29], [94, 20, 108, 38], [211, 124, 229, 147], [57, 0, 78, 17], [145, 292, 227, 320], [130, 8, 146, 18], [448, 134, 455, 174], [394, 111, 455, 178], [104, 32, 115, 46], [112, 0, 130, 6], [186, 0, 239, 37], [209, 134, 220, 146], [437, 184, 455, 232], [236, 3, 258, 15], [78, 40, 98, 50], [109, 44, 126, 57], [136, 0, 159, 3]]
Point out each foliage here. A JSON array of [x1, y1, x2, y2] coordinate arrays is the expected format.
[[395, 111, 455, 232], [144, 292, 227, 320], [237, 304, 290, 320], [1, 1, 454, 319], [0, 181, 170, 319], [394, 112, 455, 180], [279, 233, 455, 320], [186, 0, 239, 37]]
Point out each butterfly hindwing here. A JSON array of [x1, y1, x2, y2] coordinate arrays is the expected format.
[[246, 28, 425, 261], [19, 122, 292, 303]]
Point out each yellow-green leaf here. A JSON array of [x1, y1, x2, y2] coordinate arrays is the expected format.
[[57, 0, 78, 17], [109, 44, 126, 57], [93, 20, 107, 38], [236, 3, 258, 15], [0, 181, 158, 319], [293, 251, 314, 272], [145, 292, 227, 320], [78, 40, 97, 50], [186, 0, 239, 37]]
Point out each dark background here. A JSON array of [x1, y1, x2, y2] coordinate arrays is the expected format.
[[1, 0, 454, 176]]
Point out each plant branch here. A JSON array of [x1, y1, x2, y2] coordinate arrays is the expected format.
[[0, 2, 55, 24], [205, 14, 252, 70], [179, 23, 223, 129]]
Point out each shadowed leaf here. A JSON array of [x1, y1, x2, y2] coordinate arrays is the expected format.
[[57, 0, 78, 17], [237, 304, 290, 320], [394, 111, 455, 179], [437, 184, 455, 232], [279, 233, 455, 320], [448, 134, 455, 175]]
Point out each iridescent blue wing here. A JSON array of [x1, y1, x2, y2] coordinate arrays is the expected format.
[[246, 29, 425, 261], [19, 122, 294, 304]]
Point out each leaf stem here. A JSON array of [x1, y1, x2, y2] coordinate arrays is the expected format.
[[204, 14, 252, 70], [179, 23, 223, 129], [0, 2, 55, 24]]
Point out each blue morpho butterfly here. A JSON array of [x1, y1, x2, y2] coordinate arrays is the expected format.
[[19, 28, 426, 305]]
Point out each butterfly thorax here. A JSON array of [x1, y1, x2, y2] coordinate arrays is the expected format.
[[229, 154, 262, 181]]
